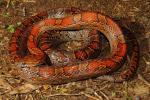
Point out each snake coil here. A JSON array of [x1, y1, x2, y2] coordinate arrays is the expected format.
[[9, 7, 139, 84]]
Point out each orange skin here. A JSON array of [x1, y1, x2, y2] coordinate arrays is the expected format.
[[9, 8, 139, 84]]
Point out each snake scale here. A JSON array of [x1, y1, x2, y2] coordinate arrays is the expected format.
[[9, 7, 139, 84]]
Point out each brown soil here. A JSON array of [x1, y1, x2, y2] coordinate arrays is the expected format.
[[0, 0, 150, 100]]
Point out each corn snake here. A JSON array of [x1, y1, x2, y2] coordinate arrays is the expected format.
[[9, 7, 139, 84]]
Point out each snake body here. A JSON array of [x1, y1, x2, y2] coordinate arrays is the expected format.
[[38, 29, 102, 66], [9, 7, 139, 84]]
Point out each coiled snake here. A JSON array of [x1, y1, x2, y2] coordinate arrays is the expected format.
[[9, 7, 139, 84]]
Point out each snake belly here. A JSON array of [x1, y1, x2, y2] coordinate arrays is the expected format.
[[9, 7, 139, 84]]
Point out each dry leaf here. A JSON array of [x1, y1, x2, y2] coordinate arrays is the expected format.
[[56, 87, 69, 93], [43, 84, 50, 90], [28, 94, 34, 100], [129, 84, 149, 95], [9, 83, 39, 94], [22, 0, 36, 3], [0, 78, 12, 94]]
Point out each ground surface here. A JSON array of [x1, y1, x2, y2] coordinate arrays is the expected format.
[[0, 0, 150, 100]]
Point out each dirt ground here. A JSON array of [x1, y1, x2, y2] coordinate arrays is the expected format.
[[0, 0, 150, 100]]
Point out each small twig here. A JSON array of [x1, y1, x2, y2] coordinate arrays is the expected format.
[[0, 90, 12, 95], [97, 83, 110, 91], [81, 92, 100, 100], [99, 91, 110, 100], [22, 0, 36, 3], [24, 95, 29, 100], [46, 92, 100, 100], [36, 89, 46, 100], [143, 57, 150, 66], [126, 54, 131, 66], [46, 93, 82, 97], [0, 74, 19, 78], [6, 0, 11, 8], [94, 91, 103, 100], [145, 32, 150, 38], [22, 7, 26, 17], [15, 94, 19, 100], [99, 85, 109, 91], [122, 81, 129, 99], [138, 74, 150, 87], [127, 55, 131, 63], [148, 54, 150, 58], [28, 94, 34, 100]]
